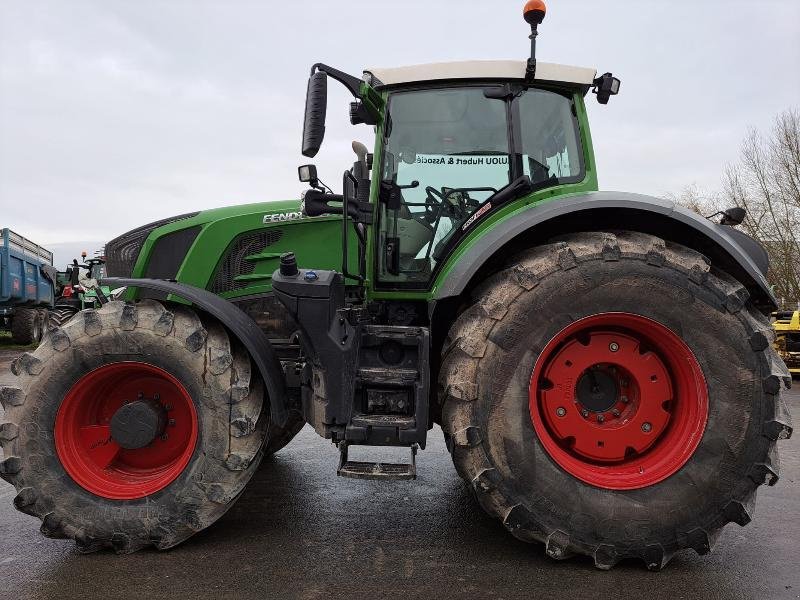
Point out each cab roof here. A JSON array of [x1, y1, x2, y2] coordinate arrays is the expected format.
[[364, 60, 596, 89]]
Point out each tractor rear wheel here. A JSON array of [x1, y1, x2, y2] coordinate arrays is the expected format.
[[0, 300, 269, 553], [439, 231, 792, 569]]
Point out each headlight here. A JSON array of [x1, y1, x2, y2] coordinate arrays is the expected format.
[[105, 212, 198, 278]]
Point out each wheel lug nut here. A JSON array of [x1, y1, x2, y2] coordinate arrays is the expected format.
[[611, 409, 620, 417], [609, 342, 619, 352], [153, 393, 160, 401], [620, 379, 629, 387], [137, 392, 144, 399], [621, 395, 629, 403], [161, 433, 169, 441], [597, 414, 605, 423], [164, 404, 173, 411], [641, 422, 652, 433], [581, 409, 589, 418], [556, 407, 566, 417], [168, 419, 176, 426]]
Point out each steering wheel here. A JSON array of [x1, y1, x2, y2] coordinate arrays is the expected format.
[[423, 186, 475, 222], [422, 186, 447, 223]]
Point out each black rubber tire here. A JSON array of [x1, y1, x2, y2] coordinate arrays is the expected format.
[[0, 299, 270, 553], [439, 231, 793, 570], [263, 408, 305, 456], [48, 306, 79, 330], [10, 307, 42, 345]]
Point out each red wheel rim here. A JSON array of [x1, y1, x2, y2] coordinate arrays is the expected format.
[[529, 313, 708, 490], [55, 362, 198, 500]]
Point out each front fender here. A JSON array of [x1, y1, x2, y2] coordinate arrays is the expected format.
[[434, 191, 777, 310], [103, 277, 288, 427]]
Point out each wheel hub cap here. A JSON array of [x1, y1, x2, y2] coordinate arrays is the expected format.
[[575, 367, 619, 413], [110, 397, 167, 450]]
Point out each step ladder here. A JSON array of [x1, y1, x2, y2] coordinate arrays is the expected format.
[[337, 442, 418, 480]]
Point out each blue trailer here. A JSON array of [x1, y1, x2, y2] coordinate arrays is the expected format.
[[0, 228, 56, 344]]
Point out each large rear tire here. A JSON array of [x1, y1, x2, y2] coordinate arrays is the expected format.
[[0, 300, 270, 553], [439, 231, 793, 569]]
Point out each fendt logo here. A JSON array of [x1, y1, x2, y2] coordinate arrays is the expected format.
[[263, 211, 305, 224]]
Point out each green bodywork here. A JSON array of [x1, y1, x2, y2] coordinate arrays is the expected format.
[[127, 202, 358, 300], [124, 87, 598, 303]]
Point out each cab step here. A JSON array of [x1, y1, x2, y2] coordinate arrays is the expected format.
[[350, 413, 416, 428], [336, 442, 417, 481]]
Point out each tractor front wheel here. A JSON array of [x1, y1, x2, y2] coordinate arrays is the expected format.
[[439, 231, 792, 569], [0, 300, 269, 552]]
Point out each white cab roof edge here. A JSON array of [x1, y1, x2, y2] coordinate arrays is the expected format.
[[364, 60, 597, 88]]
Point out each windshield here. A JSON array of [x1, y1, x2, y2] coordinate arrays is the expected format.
[[377, 85, 583, 286]]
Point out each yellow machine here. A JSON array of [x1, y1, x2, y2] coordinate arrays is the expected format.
[[773, 310, 800, 375]]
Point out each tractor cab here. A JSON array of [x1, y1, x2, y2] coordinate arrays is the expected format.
[[296, 14, 619, 291], [369, 62, 593, 285]]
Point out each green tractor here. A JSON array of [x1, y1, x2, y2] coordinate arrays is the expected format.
[[0, 2, 791, 569], [49, 252, 114, 328]]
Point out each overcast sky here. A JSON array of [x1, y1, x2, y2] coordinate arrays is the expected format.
[[1, 0, 798, 253]]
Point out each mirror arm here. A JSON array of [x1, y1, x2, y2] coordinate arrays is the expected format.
[[311, 63, 362, 98]]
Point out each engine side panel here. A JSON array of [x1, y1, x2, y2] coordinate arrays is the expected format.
[[126, 200, 358, 300]]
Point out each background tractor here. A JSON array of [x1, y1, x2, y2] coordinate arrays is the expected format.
[[0, 1, 792, 570], [49, 252, 113, 328]]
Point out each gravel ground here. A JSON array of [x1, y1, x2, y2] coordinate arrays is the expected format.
[[0, 345, 798, 600]]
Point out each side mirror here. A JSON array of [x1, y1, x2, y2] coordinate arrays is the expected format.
[[720, 206, 746, 226], [593, 72, 621, 104], [301, 71, 328, 158], [298, 164, 318, 187]]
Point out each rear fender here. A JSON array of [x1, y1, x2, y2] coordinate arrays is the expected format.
[[433, 191, 777, 311], [103, 277, 288, 427]]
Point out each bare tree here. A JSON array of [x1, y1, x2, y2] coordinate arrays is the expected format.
[[723, 109, 800, 307], [665, 183, 722, 217], [673, 110, 800, 307]]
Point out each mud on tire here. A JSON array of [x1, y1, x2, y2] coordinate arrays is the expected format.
[[0, 300, 269, 553], [439, 231, 793, 569]]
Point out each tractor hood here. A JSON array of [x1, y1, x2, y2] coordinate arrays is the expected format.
[[105, 199, 349, 298]]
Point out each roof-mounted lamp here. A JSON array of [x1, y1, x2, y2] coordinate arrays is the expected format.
[[523, 0, 547, 82]]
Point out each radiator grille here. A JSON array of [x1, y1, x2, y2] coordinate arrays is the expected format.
[[105, 212, 198, 277], [210, 229, 283, 293]]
